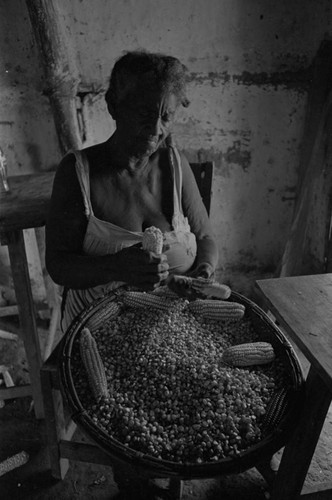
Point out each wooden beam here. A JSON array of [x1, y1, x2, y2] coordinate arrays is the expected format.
[[279, 41, 332, 277], [25, 0, 82, 153], [0, 305, 19, 317], [0, 385, 32, 400], [270, 367, 332, 500], [59, 440, 114, 467], [6, 230, 44, 418], [0, 329, 18, 341]]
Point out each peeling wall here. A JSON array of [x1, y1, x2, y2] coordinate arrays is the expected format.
[[0, 0, 331, 291]]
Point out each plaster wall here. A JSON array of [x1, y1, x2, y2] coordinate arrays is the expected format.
[[0, 0, 331, 289]]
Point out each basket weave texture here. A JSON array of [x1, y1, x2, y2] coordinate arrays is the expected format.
[[59, 290, 304, 479]]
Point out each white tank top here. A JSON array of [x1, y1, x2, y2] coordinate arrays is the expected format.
[[61, 146, 197, 331]]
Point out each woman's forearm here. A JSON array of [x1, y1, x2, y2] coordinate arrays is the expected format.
[[46, 245, 169, 291], [195, 236, 219, 273], [46, 251, 121, 289]]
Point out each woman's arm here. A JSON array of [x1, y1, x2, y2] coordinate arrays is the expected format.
[[45, 154, 168, 290], [180, 152, 219, 278], [46, 153, 114, 288]]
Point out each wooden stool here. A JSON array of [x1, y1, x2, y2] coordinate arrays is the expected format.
[[0, 172, 55, 419]]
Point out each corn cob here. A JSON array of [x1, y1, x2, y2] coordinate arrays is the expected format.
[[85, 301, 120, 331], [123, 291, 173, 311], [261, 387, 290, 433], [221, 342, 275, 367], [167, 275, 231, 300], [191, 277, 232, 300], [187, 299, 245, 319], [80, 327, 109, 402], [0, 451, 29, 477], [142, 226, 163, 254]]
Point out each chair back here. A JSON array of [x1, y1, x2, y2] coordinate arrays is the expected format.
[[189, 162, 213, 215]]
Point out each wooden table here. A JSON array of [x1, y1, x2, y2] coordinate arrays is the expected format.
[[255, 274, 332, 500], [0, 172, 55, 418]]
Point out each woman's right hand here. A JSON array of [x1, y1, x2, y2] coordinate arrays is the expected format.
[[113, 245, 169, 290]]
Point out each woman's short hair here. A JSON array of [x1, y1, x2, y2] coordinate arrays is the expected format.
[[105, 51, 190, 119]]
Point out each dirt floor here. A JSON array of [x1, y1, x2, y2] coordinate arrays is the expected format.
[[0, 312, 332, 500]]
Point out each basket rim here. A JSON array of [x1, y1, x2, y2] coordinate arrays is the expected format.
[[58, 289, 305, 478]]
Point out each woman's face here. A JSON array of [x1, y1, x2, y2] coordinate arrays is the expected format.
[[115, 90, 179, 159]]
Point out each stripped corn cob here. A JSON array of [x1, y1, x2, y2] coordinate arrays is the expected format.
[[80, 327, 109, 402], [187, 299, 245, 320], [123, 291, 173, 311], [85, 301, 120, 331], [222, 342, 275, 367], [142, 226, 163, 254], [261, 387, 290, 433]]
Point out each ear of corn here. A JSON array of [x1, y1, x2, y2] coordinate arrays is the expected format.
[[123, 291, 173, 311], [142, 226, 164, 254], [166, 276, 231, 301], [85, 301, 120, 331], [80, 327, 109, 402], [261, 387, 290, 433], [0, 451, 29, 477], [187, 299, 245, 319], [191, 278, 232, 300], [222, 342, 275, 367]]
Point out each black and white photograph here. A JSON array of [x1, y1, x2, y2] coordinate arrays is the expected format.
[[0, 1, 331, 499]]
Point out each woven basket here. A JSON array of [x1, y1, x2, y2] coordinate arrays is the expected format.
[[59, 290, 305, 479]]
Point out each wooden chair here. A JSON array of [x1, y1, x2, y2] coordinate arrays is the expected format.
[[40, 162, 214, 499], [189, 161, 213, 215]]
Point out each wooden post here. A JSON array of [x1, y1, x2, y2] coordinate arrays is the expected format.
[[279, 41, 332, 277], [25, 0, 82, 153]]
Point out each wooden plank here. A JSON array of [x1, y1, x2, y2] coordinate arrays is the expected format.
[[279, 41, 332, 276], [59, 440, 114, 466], [302, 483, 332, 499], [6, 230, 44, 418], [0, 385, 32, 399], [256, 274, 332, 390], [0, 172, 54, 234], [0, 305, 19, 317], [24, 228, 48, 305], [0, 302, 50, 318], [270, 367, 332, 500], [0, 329, 18, 341], [40, 369, 69, 479]]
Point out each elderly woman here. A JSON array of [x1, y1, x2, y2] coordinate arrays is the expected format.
[[46, 51, 219, 332]]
